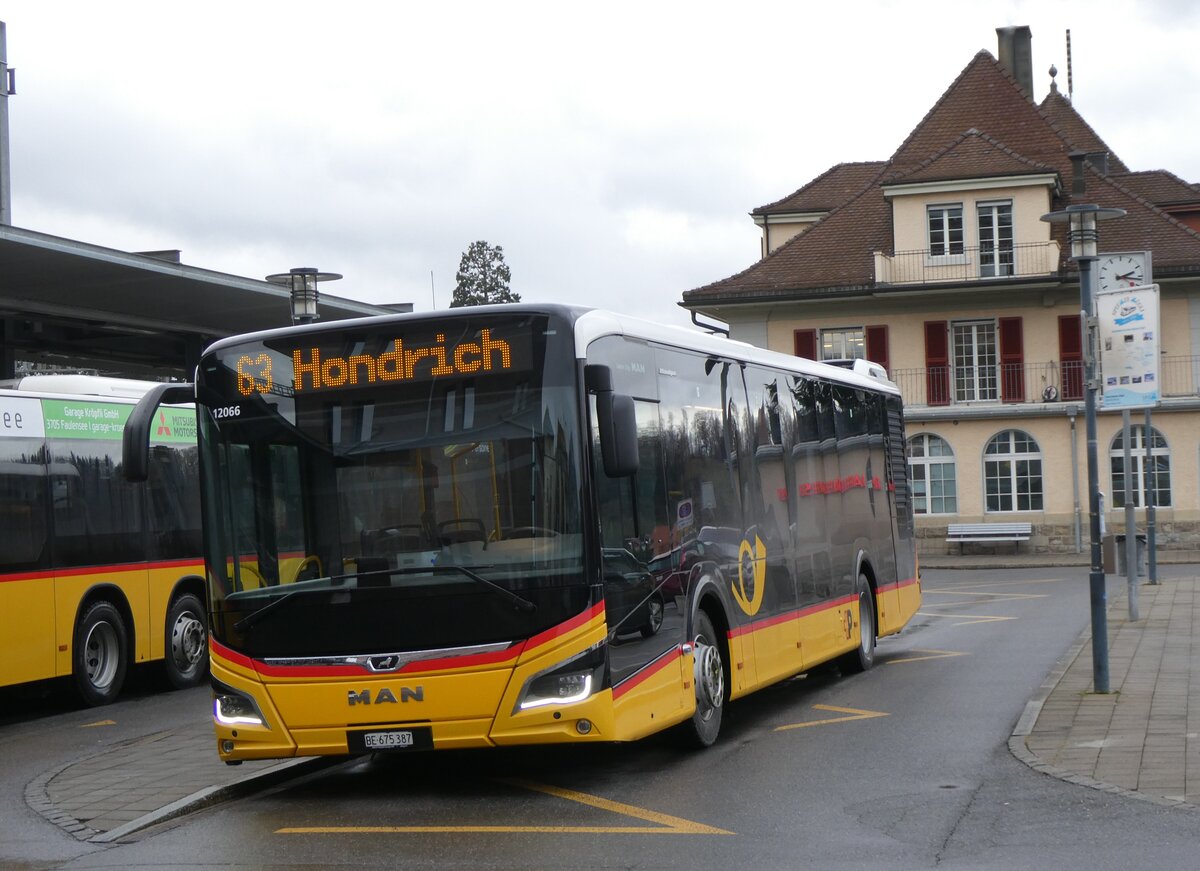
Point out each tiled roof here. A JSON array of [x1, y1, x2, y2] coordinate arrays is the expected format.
[[752, 162, 887, 216], [1039, 90, 1130, 173], [888, 52, 1071, 175], [885, 129, 1056, 186], [1109, 170, 1200, 207], [1087, 168, 1200, 270], [683, 48, 1200, 306]]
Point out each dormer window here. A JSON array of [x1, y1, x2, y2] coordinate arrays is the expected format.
[[927, 204, 964, 256]]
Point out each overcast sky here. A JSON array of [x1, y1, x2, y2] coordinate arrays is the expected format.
[[3, 1, 1198, 329]]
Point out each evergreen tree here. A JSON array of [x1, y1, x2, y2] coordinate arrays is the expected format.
[[449, 241, 519, 307]]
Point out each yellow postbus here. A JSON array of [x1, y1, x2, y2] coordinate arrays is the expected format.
[[123, 306, 919, 761], [0, 376, 207, 705]]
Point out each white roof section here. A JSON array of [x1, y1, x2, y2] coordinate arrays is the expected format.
[[572, 309, 900, 396]]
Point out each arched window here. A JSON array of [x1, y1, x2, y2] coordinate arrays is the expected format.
[[907, 434, 957, 515], [1109, 425, 1171, 508], [984, 430, 1042, 512]]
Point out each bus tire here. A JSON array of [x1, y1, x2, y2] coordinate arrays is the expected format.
[[682, 610, 726, 748], [73, 601, 128, 706], [165, 592, 209, 689], [838, 573, 876, 674]]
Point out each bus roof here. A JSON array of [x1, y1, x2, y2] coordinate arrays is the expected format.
[[0, 374, 167, 398]]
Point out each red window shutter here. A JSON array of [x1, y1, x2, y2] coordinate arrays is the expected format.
[[794, 329, 816, 359], [1058, 314, 1083, 401], [865, 325, 889, 374], [999, 316, 1024, 403], [924, 321, 949, 406]]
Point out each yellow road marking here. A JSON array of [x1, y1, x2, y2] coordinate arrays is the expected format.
[[887, 648, 969, 664], [80, 720, 116, 728], [277, 777, 732, 836], [774, 704, 889, 732], [916, 610, 1016, 626], [922, 590, 1047, 601]]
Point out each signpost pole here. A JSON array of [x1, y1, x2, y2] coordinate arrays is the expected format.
[[1122, 410, 1138, 620]]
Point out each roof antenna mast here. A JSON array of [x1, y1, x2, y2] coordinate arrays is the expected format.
[[1065, 28, 1074, 103]]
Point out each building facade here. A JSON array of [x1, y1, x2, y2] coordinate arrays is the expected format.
[[682, 27, 1200, 555]]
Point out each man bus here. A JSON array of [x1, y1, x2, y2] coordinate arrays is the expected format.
[[1, 376, 207, 705], [123, 305, 919, 760]]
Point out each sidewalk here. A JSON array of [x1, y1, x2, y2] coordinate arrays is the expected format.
[[25, 557, 1200, 843], [1010, 571, 1200, 808]]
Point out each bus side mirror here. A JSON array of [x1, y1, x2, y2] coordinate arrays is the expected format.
[[585, 364, 639, 478], [122, 383, 195, 482]]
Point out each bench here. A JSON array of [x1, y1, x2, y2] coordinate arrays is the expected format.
[[946, 522, 1032, 553]]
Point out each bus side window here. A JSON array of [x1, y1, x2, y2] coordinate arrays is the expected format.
[[0, 441, 50, 570]]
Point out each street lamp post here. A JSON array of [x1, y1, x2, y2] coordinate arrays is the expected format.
[[1041, 203, 1125, 694], [265, 267, 343, 325]]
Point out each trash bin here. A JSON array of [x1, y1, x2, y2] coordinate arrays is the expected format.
[[1115, 533, 1148, 578]]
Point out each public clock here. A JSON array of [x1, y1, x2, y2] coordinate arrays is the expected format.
[[1097, 251, 1151, 292]]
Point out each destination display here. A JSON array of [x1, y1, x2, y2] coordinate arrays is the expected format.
[[233, 326, 530, 398]]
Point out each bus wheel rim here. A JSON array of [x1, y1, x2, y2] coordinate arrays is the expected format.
[[172, 612, 206, 669], [84, 621, 119, 688], [694, 643, 723, 716]]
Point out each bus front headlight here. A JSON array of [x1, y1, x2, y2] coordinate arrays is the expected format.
[[212, 679, 268, 727], [516, 645, 606, 712]]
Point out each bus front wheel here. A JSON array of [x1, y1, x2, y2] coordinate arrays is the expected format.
[[683, 610, 726, 748], [73, 601, 129, 706], [838, 573, 876, 674], [165, 593, 209, 689]]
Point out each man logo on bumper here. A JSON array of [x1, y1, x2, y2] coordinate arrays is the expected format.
[[348, 686, 425, 705]]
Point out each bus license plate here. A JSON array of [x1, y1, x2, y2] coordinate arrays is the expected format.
[[348, 726, 433, 753], [365, 730, 413, 749]]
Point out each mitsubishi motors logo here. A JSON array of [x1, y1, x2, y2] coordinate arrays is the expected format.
[[156, 411, 171, 437]]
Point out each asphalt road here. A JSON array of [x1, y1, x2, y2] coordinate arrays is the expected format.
[[6, 567, 1200, 870]]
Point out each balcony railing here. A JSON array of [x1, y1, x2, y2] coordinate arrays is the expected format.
[[892, 356, 1200, 407], [874, 241, 1061, 285]]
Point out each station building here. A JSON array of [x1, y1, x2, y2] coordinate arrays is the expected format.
[[682, 27, 1200, 554]]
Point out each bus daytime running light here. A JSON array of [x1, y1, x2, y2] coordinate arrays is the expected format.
[[519, 673, 593, 710], [212, 681, 267, 727]]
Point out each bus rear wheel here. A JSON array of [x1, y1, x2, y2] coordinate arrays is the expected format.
[[838, 573, 876, 674], [682, 610, 726, 748], [165, 593, 209, 689], [73, 601, 128, 706]]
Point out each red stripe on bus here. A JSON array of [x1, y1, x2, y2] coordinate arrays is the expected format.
[[211, 604, 604, 679], [727, 594, 856, 639], [524, 601, 605, 651], [875, 575, 919, 595], [0, 558, 203, 584], [211, 638, 256, 671], [612, 646, 682, 700]]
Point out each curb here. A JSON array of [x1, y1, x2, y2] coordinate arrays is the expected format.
[[89, 756, 329, 843], [1006, 588, 1198, 812]]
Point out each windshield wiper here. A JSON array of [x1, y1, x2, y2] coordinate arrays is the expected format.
[[232, 564, 536, 628], [433, 565, 537, 613], [234, 589, 303, 633]]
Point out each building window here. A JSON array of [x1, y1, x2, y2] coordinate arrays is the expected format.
[[977, 201, 1014, 277], [820, 328, 865, 361], [1110, 425, 1171, 508], [984, 430, 1043, 512], [953, 320, 997, 402], [928, 205, 964, 257], [907, 434, 957, 515]]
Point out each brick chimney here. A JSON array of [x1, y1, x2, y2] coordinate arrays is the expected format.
[[996, 26, 1034, 99]]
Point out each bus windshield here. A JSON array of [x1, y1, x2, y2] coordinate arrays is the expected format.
[[196, 312, 588, 658]]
